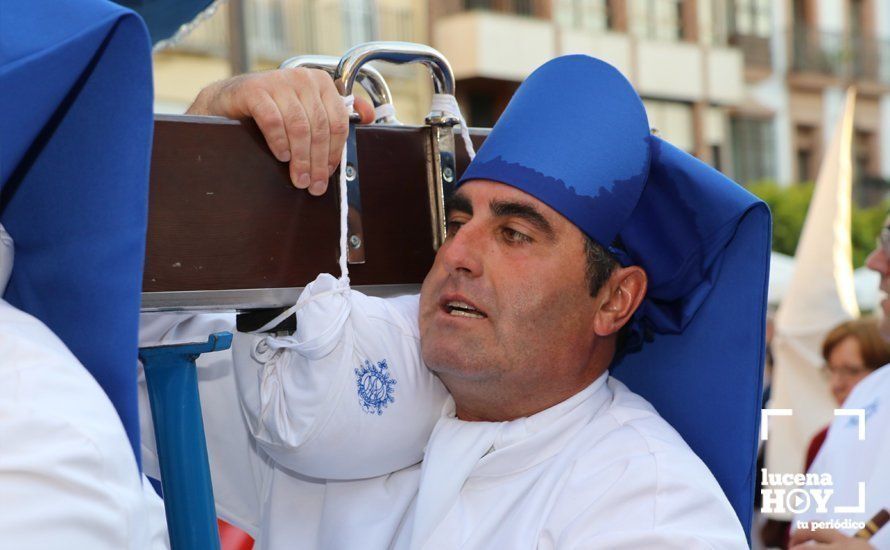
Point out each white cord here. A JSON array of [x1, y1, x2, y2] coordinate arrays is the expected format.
[[338, 95, 355, 284], [252, 94, 473, 337], [430, 93, 476, 160], [252, 287, 346, 334], [256, 95, 355, 335], [373, 103, 397, 122], [342, 94, 470, 283]]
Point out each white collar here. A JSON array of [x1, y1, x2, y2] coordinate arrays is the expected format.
[[433, 372, 612, 478], [408, 374, 613, 548], [494, 371, 609, 449]]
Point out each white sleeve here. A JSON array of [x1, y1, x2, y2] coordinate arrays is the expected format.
[[793, 366, 890, 548], [138, 312, 273, 537], [0, 300, 168, 549], [232, 273, 450, 480]]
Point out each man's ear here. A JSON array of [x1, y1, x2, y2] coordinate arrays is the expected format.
[[593, 266, 647, 337]]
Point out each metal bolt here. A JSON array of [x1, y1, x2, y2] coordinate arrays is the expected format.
[[345, 164, 357, 181], [443, 166, 454, 183], [349, 234, 362, 248]]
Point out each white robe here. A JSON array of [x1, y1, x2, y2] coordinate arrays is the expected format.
[[139, 280, 747, 549], [792, 365, 890, 548], [0, 225, 168, 549]]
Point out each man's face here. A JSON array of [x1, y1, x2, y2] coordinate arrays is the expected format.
[[418, 180, 603, 394], [825, 335, 871, 406], [866, 216, 890, 339]]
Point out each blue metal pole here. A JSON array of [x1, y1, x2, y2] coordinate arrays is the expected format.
[[140, 332, 232, 550]]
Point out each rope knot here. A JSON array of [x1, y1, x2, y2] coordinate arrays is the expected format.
[[431, 93, 476, 161]]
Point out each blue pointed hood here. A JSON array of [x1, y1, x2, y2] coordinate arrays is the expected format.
[[1, 0, 154, 466]]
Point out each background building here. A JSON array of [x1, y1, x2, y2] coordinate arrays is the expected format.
[[739, 0, 890, 203], [432, 0, 890, 196], [432, 0, 743, 175], [153, 0, 433, 123], [152, 0, 890, 200]]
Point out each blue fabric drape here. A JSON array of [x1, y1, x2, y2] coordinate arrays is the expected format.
[[0, 0, 154, 466], [112, 0, 218, 46], [459, 55, 771, 537], [611, 140, 771, 537]]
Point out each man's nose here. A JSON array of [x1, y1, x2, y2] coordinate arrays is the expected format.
[[866, 247, 889, 274], [440, 223, 484, 277]]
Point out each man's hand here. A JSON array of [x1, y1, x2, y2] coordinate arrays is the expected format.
[[789, 528, 875, 549], [188, 68, 375, 195]]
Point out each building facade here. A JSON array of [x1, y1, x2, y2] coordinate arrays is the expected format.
[[153, 1, 890, 195], [739, 0, 890, 198], [431, 0, 745, 174], [153, 0, 433, 124], [430, 0, 890, 194]]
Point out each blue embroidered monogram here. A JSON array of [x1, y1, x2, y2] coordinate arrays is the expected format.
[[355, 359, 397, 415]]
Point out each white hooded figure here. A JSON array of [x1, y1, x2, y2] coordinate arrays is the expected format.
[[791, 365, 890, 548], [0, 224, 168, 549]]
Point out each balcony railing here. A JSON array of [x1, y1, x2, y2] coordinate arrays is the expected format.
[[445, 0, 540, 18], [790, 25, 890, 84], [554, 0, 613, 32], [848, 35, 890, 82], [729, 33, 771, 70], [171, 0, 416, 64]]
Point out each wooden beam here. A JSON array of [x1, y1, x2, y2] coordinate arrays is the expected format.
[[143, 115, 485, 310]]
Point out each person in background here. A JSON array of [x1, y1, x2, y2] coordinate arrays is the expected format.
[[788, 221, 890, 549], [0, 224, 168, 548], [805, 319, 890, 469]]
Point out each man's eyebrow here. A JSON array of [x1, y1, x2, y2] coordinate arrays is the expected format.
[[445, 192, 473, 215], [490, 199, 555, 240]]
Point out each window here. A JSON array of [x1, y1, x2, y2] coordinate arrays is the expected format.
[[793, 124, 818, 183], [555, 0, 611, 32], [463, 0, 535, 16], [728, 0, 771, 37], [726, 0, 772, 67], [854, 129, 877, 180], [644, 99, 694, 152], [792, 0, 813, 25], [630, 0, 684, 41], [848, 0, 879, 80], [247, 0, 289, 60], [512, 0, 535, 16], [730, 116, 776, 184], [850, 0, 864, 39], [702, 0, 730, 46], [853, 129, 887, 206], [342, 0, 377, 49], [711, 144, 723, 172]]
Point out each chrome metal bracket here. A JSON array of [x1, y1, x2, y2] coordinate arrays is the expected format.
[[343, 119, 365, 264], [425, 118, 458, 249], [335, 41, 460, 253], [279, 54, 400, 125]]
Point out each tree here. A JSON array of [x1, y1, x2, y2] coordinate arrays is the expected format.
[[746, 181, 887, 267]]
